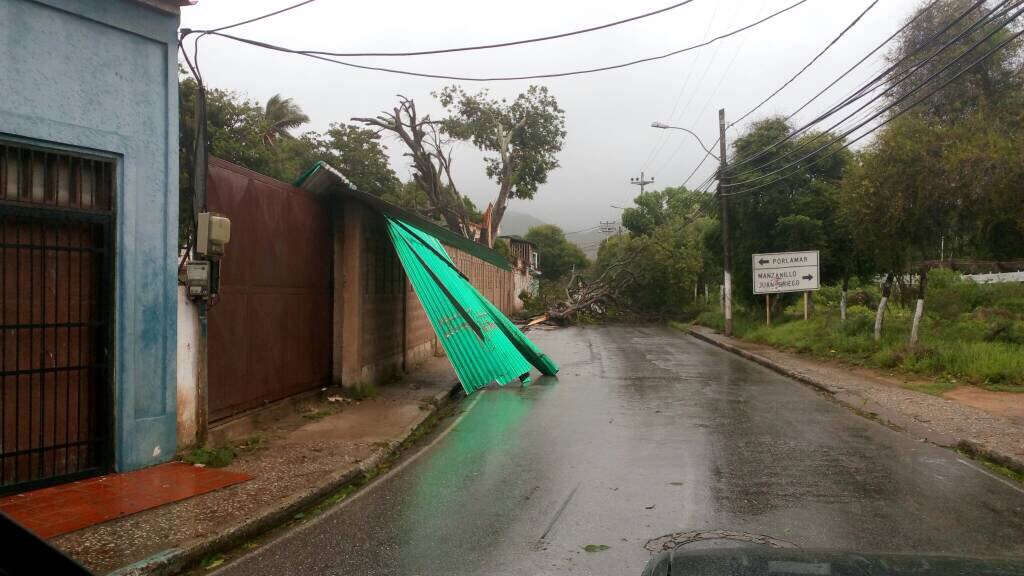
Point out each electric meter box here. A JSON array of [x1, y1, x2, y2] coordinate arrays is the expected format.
[[185, 260, 211, 299], [197, 212, 231, 258]]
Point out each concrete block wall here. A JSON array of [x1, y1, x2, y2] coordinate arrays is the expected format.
[[338, 199, 516, 388]]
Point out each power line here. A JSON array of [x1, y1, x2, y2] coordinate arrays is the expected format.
[[205, 0, 319, 33], [647, 0, 737, 172], [661, 0, 875, 186], [781, 0, 940, 124], [640, 0, 725, 172], [652, 0, 746, 177], [723, 0, 1016, 183], [683, 142, 719, 187], [687, 0, 769, 130], [210, 0, 705, 57], [720, 14, 1024, 197], [723, 0, 989, 175], [200, 0, 814, 82], [563, 225, 603, 235], [730, 0, 881, 128]]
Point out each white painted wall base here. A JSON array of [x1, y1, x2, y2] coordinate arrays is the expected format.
[[176, 286, 199, 449]]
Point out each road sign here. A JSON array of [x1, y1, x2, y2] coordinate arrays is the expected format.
[[752, 251, 820, 294]]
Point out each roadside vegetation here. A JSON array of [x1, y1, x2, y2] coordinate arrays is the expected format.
[[539, 0, 1024, 395], [687, 269, 1024, 392]]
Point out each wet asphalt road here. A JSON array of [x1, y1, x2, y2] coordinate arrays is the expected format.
[[216, 325, 1024, 576]]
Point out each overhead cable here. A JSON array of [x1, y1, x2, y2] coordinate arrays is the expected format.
[[199, 0, 814, 82], [719, 17, 1024, 196], [729, 0, 881, 127], [723, 0, 1018, 183], [205, 0, 319, 33], [224, 0, 704, 57], [724, 0, 990, 174]]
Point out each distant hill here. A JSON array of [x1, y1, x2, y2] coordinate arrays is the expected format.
[[497, 210, 547, 237], [498, 210, 611, 260]]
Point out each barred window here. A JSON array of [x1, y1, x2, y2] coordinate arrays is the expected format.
[[0, 143, 114, 213]]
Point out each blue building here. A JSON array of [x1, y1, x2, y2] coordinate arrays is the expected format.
[[0, 0, 185, 491]]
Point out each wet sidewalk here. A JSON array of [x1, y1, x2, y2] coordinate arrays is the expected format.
[[686, 324, 1024, 475], [48, 356, 459, 575], [0, 463, 250, 539]]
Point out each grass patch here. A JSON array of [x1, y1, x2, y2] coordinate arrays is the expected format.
[[338, 383, 379, 401], [182, 445, 235, 468], [302, 408, 332, 421], [978, 458, 1024, 485], [234, 434, 266, 453], [200, 555, 225, 570], [957, 446, 1024, 485], [684, 278, 1024, 393]]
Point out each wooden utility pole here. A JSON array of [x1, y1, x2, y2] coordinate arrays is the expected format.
[[630, 171, 655, 194], [718, 109, 733, 336]]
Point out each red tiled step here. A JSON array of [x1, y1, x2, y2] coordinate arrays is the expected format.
[[0, 462, 251, 539]]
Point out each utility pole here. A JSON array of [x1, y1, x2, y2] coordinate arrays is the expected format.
[[718, 108, 733, 336], [630, 171, 655, 194]]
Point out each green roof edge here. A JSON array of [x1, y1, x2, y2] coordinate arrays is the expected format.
[[295, 161, 511, 271]]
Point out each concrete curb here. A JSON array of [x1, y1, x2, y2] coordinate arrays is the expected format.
[[685, 327, 836, 394], [108, 383, 462, 576], [684, 325, 1024, 477]]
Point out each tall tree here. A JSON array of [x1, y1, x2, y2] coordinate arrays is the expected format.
[[886, 0, 1023, 120], [308, 122, 400, 197], [524, 224, 588, 281], [437, 85, 566, 242], [258, 94, 310, 147], [840, 0, 1024, 341], [720, 118, 855, 307], [354, 97, 470, 236], [178, 75, 320, 244], [621, 186, 709, 237], [600, 188, 713, 316]]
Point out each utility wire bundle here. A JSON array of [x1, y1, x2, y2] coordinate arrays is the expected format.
[[708, 0, 1024, 198]]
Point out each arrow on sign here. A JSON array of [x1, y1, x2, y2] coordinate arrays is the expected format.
[[758, 258, 770, 265], [802, 274, 814, 281]]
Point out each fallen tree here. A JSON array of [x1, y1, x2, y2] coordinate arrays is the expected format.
[[539, 248, 639, 324]]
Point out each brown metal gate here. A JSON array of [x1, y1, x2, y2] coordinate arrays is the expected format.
[[207, 158, 332, 421], [0, 143, 115, 494]]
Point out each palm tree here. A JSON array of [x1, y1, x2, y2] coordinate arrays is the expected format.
[[258, 94, 309, 147]]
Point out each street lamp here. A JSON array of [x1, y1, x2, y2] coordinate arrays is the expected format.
[[650, 122, 720, 160], [652, 116, 732, 335]]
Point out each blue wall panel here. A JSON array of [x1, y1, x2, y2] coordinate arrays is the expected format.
[[0, 0, 180, 471]]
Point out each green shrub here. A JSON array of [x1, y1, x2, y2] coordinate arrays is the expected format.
[[1000, 298, 1024, 316], [686, 280, 1024, 392], [983, 319, 1024, 345], [839, 305, 874, 336], [182, 445, 235, 468], [814, 285, 843, 308], [872, 346, 905, 369]]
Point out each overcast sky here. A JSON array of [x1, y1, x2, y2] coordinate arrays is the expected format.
[[180, 0, 923, 232]]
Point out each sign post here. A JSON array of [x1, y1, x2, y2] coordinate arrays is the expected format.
[[752, 251, 820, 324]]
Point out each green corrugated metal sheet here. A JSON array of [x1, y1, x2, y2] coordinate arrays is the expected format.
[[385, 217, 558, 394]]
